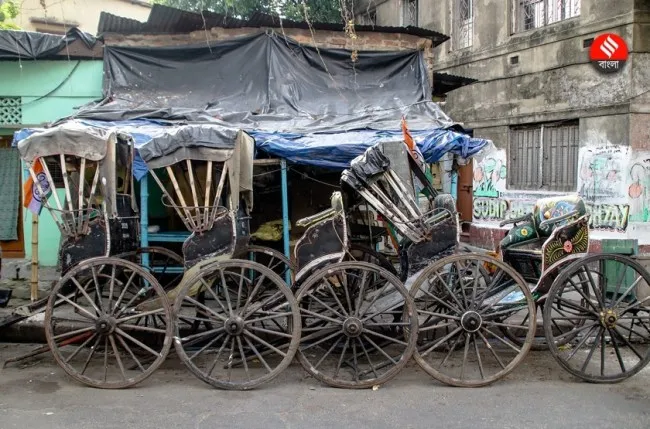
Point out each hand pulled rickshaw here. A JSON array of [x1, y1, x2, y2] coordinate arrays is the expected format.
[[16, 121, 301, 390], [17, 121, 174, 388], [291, 144, 536, 388], [495, 195, 650, 383]]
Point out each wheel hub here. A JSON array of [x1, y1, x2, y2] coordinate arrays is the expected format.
[[95, 317, 116, 335], [460, 311, 482, 333], [600, 309, 618, 328], [343, 317, 363, 338], [224, 316, 245, 336]]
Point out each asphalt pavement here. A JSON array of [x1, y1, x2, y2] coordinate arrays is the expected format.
[[0, 342, 648, 429]]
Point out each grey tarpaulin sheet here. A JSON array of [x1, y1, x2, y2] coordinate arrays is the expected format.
[[0, 28, 97, 60], [77, 32, 453, 133], [17, 121, 113, 162]]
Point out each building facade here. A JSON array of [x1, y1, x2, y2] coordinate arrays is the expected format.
[[0, 53, 103, 263], [357, 0, 650, 249], [13, 0, 151, 34]]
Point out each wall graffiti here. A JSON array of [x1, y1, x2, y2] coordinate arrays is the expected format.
[[627, 154, 650, 223], [577, 145, 629, 202], [471, 144, 649, 235], [473, 149, 507, 198]]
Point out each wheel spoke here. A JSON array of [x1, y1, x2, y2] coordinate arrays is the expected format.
[[188, 333, 226, 361], [206, 335, 230, 376], [183, 295, 228, 322], [473, 334, 484, 379], [246, 325, 293, 339], [117, 308, 166, 324], [243, 329, 287, 357], [333, 338, 350, 379], [300, 308, 343, 325], [112, 271, 136, 315], [91, 267, 106, 314], [109, 334, 127, 381], [236, 336, 250, 381], [362, 334, 398, 365], [64, 333, 97, 364], [460, 332, 471, 381], [565, 324, 598, 362], [437, 330, 464, 370], [219, 269, 234, 316], [420, 326, 463, 358], [606, 327, 627, 373], [362, 328, 408, 346], [322, 277, 350, 317], [579, 327, 603, 373], [115, 327, 163, 358], [477, 330, 505, 369], [52, 326, 96, 341], [56, 293, 98, 320], [116, 334, 145, 372], [120, 323, 167, 335], [300, 329, 342, 351], [481, 328, 521, 353], [305, 291, 347, 319], [243, 335, 273, 373], [354, 271, 370, 317]]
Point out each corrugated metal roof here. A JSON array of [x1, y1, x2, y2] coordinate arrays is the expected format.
[[98, 4, 449, 46], [432, 72, 478, 96]]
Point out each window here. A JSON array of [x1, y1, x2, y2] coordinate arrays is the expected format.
[[403, 0, 418, 26], [454, 0, 474, 50], [0, 97, 21, 125], [508, 121, 579, 191], [514, 0, 580, 33]]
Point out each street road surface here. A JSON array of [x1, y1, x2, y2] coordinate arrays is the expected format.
[[1, 343, 648, 429]]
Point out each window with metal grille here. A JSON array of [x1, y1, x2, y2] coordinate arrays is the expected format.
[[454, 0, 473, 50], [44, 158, 65, 188], [508, 121, 579, 192], [0, 97, 21, 125], [514, 0, 580, 33], [403, 0, 418, 26]]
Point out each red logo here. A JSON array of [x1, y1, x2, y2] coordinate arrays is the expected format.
[[589, 33, 628, 73]]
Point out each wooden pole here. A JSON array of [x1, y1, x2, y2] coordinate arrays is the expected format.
[[30, 212, 39, 302]]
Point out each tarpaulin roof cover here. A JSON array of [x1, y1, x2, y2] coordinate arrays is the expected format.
[[0, 28, 97, 60], [13, 32, 491, 170], [77, 32, 454, 133], [14, 118, 489, 173]]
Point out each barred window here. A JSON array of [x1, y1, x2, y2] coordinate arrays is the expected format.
[[508, 121, 579, 192], [0, 97, 21, 125], [403, 0, 418, 27], [454, 0, 474, 50], [514, 0, 580, 33]]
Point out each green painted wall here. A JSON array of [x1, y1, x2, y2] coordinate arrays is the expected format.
[[0, 60, 103, 265]]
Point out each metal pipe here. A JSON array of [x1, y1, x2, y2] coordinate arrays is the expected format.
[[280, 159, 291, 286], [140, 175, 149, 269]]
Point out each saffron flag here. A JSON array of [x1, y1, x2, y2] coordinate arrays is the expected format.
[[401, 116, 427, 173], [401, 117, 435, 197], [23, 158, 51, 215]]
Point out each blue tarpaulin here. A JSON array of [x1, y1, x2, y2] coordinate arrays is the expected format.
[[14, 119, 491, 176], [252, 129, 489, 169]]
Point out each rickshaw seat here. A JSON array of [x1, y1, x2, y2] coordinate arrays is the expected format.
[[500, 195, 587, 251]]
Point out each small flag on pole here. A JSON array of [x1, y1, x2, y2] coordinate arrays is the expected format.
[[23, 158, 51, 215]]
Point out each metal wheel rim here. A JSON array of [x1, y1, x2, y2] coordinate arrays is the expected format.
[[44, 257, 173, 389], [233, 245, 296, 285], [544, 254, 650, 383], [172, 259, 301, 390], [295, 261, 418, 389], [410, 253, 536, 387], [115, 247, 184, 292]]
